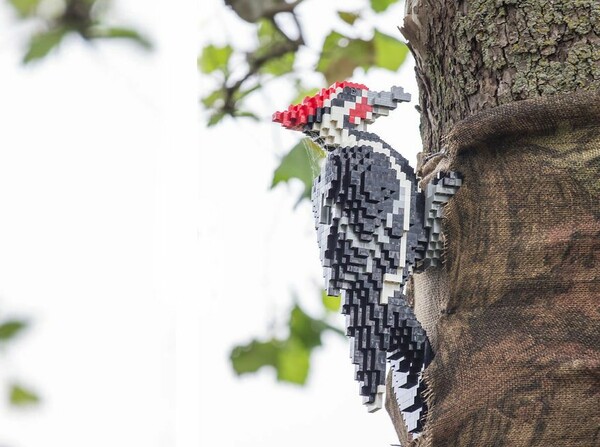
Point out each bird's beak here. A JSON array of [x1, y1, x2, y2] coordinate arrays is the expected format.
[[367, 86, 411, 116]]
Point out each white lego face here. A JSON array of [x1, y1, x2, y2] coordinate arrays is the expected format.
[[310, 107, 349, 147], [308, 88, 373, 148]]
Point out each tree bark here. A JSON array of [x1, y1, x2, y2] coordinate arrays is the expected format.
[[386, 1, 600, 446], [403, 0, 600, 153]]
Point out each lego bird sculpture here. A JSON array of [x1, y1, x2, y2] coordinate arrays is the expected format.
[[273, 82, 461, 434]]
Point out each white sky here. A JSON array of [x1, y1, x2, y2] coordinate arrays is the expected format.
[[0, 1, 422, 446]]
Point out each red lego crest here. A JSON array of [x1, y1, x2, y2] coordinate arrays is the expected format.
[[272, 81, 369, 130]]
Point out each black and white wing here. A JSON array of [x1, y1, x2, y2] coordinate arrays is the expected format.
[[311, 131, 433, 432]]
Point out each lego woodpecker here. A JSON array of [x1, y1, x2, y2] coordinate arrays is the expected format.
[[273, 82, 461, 434]]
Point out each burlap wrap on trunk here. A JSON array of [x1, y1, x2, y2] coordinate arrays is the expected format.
[[386, 91, 600, 447]]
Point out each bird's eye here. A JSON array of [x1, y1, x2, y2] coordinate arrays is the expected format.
[[351, 88, 357, 94]]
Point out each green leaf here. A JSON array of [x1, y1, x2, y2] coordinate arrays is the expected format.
[[229, 301, 344, 385], [230, 339, 279, 375], [0, 320, 27, 342], [9, 384, 39, 407], [370, 0, 398, 13], [253, 20, 295, 76], [207, 111, 225, 126], [271, 139, 324, 202], [276, 338, 310, 384], [87, 27, 152, 50], [322, 291, 341, 312], [257, 19, 283, 46], [23, 27, 69, 64], [7, 0, 39, 16], [316, 32, 375, 84], [199, 44, 233, 74], [289, 304, 328, 349], [289, 303, 344, 345], [261, 51, 295, 76], [337, 11, 360, 25], [201, 89, 225, 108], [373, 31, 409, 71], [229, 337, 310, 385]]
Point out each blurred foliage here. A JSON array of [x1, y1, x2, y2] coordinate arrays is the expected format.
[[370, 0, 396, 13], [0, 319, 27, 341], [232, 136, 338, 384], [321, 291, 341, 313], [201, 0, 408, 126], [316, 30, 407, 83], [201, 0, 409, 386], [271, 138, 324, 205], [9, 383, 40, 407], [0, 0, 154, 427], [0, 0, 153, 418], [230, 303, 343, 385], [0, 316, 41, 408], [4, 0, 151, 63]]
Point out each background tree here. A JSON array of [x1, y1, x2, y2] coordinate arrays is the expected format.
[[3, 0, 150, 63]]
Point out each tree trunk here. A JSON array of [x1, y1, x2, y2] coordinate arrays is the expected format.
[[386, 1, 600, 446], [403, 0, 600, 154]]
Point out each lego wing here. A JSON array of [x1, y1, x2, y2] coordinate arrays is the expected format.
[[311, 138, 432, 429]]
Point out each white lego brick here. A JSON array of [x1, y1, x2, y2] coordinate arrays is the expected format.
[[366, 384, 386, 413]]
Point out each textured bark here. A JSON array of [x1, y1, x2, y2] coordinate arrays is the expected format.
[[402, 0, 600, 153], [386, 87, 600, 447], [428, 91, 600, 447], [384, 2, 600, 446]]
